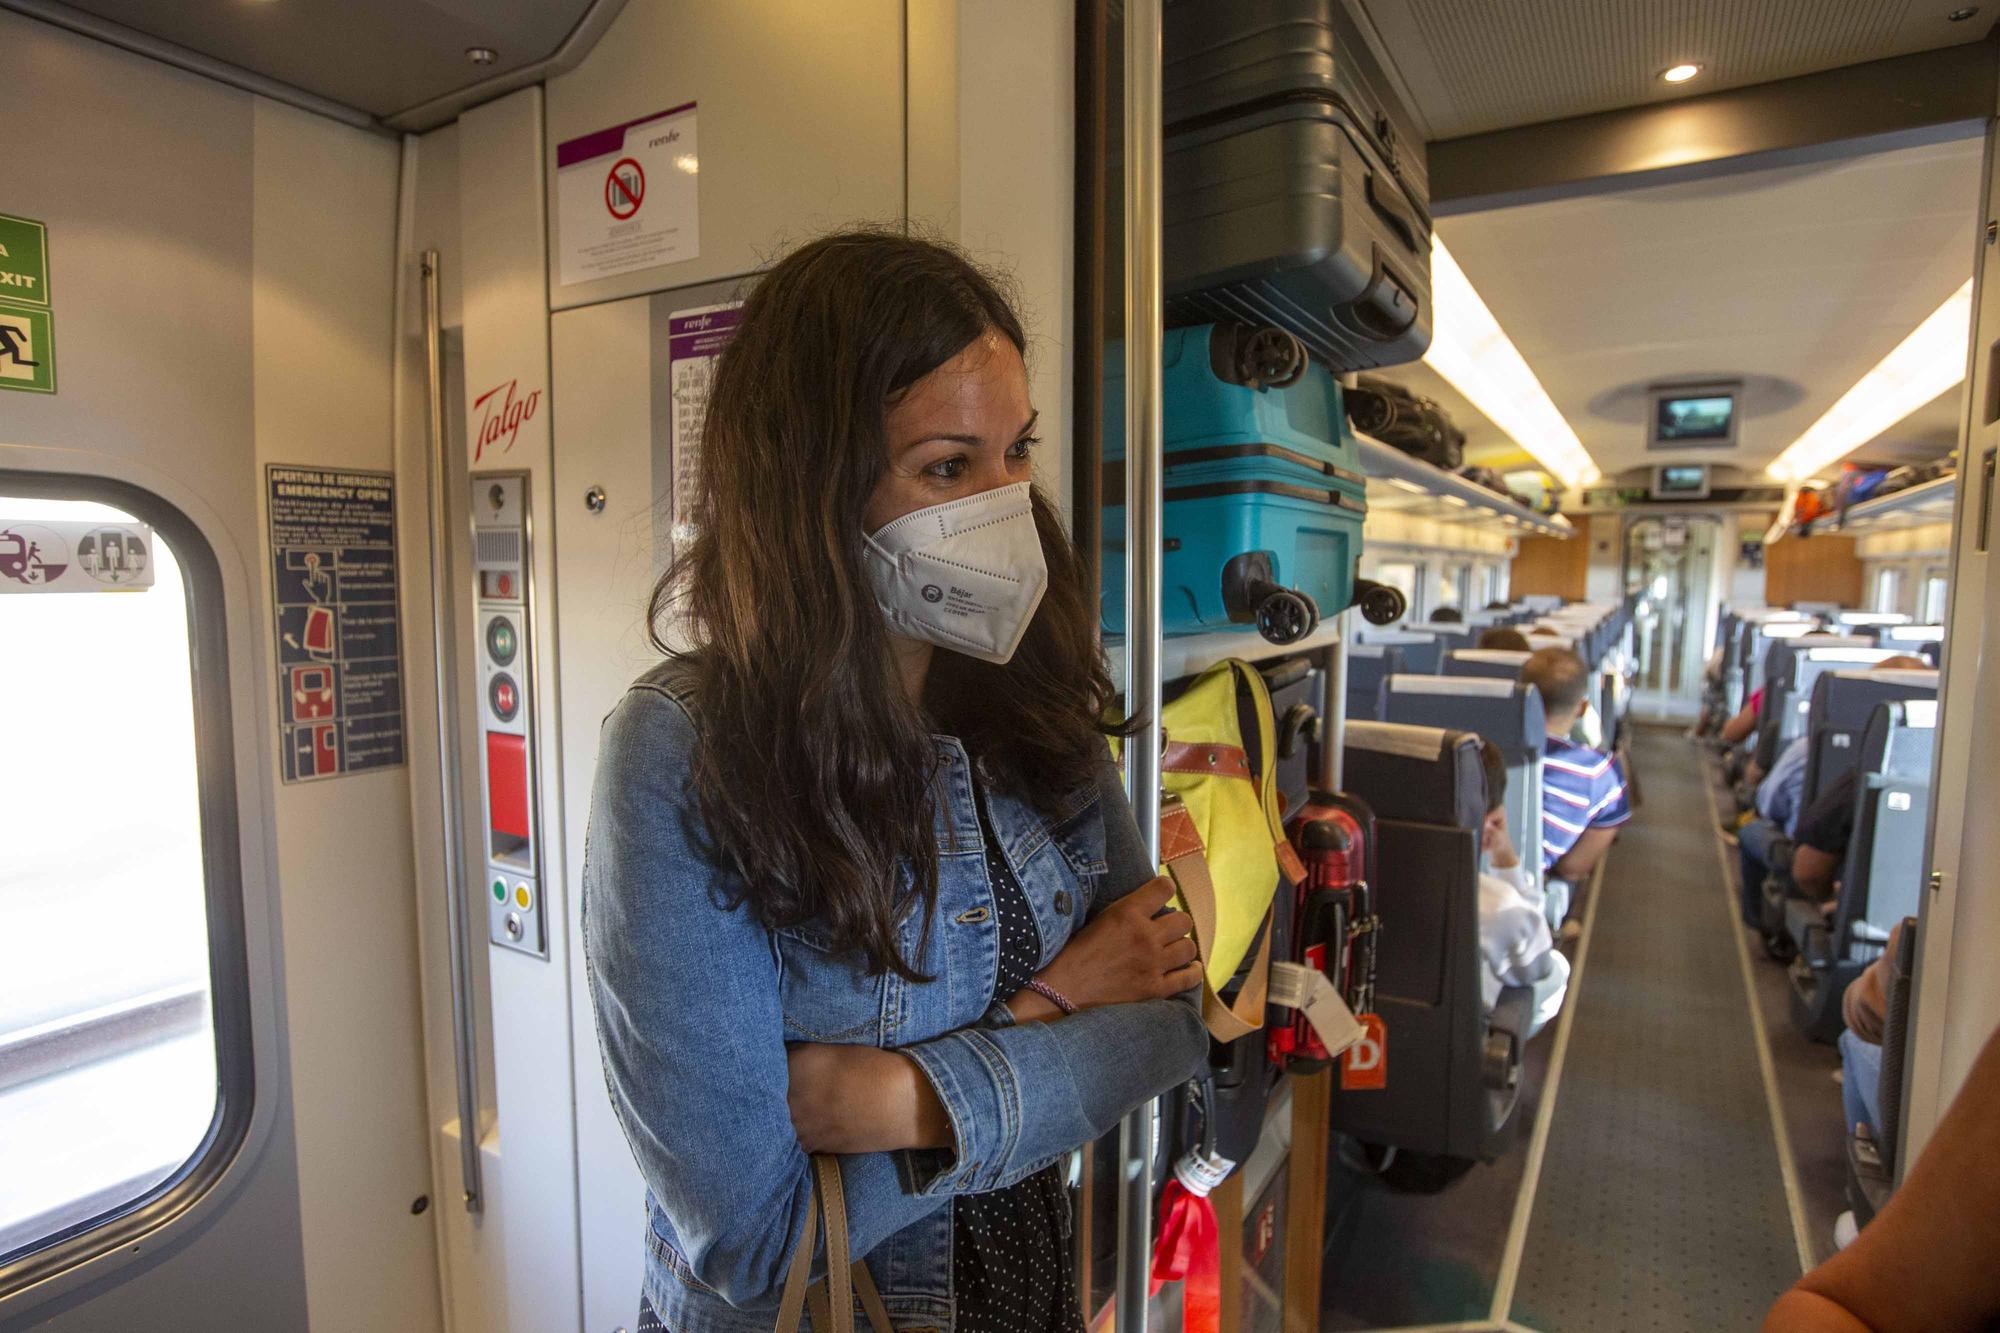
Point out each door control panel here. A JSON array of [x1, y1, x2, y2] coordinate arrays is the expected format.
[[471, 474, 546, 958]]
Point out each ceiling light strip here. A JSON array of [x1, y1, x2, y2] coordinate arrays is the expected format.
[[1766, 279, 1974, 483], [1421, 235, 1601, 489]]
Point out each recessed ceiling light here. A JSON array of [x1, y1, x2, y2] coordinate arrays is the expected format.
[[1948, 6, 1979, 21], [466, 46, 497, 66], [1660, 63, 1702, 83], [1421, 236, 1600, 489]]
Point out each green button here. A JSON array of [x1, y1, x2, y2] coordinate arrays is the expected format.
[[492, 879, 506, 902]]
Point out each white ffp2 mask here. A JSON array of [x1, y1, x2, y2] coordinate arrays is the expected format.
[[863, 482, 1049, 665]]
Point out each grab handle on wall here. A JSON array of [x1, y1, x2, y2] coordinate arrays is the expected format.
[[422, 249, 485, 1213]]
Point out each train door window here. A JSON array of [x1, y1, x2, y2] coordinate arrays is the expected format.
[[1920, 568, 1948, 623], [0, 485, 249, 1282], [1873, 566, 1904, 614], [1480, 564, 1503, 608], [1371, 560, 1422, 622]]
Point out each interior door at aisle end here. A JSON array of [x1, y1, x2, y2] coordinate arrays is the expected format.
[[1624, 515, 1718, 721]]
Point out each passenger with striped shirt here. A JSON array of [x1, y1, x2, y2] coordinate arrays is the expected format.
[[1521, 647, 1631, 886]]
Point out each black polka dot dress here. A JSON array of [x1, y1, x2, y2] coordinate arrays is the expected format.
[[952, 784, 1085, 1333]]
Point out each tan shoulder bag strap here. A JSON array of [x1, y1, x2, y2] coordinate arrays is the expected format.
[[1162, 795, 1273, 1043], [778, 1156, 895, 1333]]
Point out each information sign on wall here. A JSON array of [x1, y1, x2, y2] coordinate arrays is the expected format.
[[0, 520, 153, 592], [664, 302, 741, 542], [555, 103, 700, 286], [0, 212, 56, 394], [266, 466, 405, 782]]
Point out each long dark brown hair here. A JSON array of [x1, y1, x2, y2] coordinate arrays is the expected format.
[[651, 229, 1123, 980]]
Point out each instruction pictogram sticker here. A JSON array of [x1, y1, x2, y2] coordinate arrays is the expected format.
[[605, 158, 645, 220]]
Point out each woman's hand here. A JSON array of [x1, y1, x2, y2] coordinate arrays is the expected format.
[[786, 1044, 953, 1155], [1010, 875, 1200, 1022]]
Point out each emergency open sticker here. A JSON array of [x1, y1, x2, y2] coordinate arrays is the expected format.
[[267, 465, 406, 782]]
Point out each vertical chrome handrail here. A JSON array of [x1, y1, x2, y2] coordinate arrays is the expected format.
[[1325, 610, 1349, 793], [1115, 0, 1163, 1329], [422, 249, 484, 1213]]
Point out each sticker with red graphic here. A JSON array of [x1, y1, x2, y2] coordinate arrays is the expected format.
[[268, 465, 405, 782], [555, 101, 700, 285]]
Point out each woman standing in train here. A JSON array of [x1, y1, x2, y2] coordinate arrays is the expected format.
[[583, 230, 1210, 1333]]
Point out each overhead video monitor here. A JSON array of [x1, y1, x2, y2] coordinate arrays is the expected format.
[[1648, 382, 1739, 450], [1651, 463, 1710, 500]]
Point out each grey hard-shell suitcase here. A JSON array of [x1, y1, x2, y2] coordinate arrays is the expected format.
[[1162, 0, 1433, 373]]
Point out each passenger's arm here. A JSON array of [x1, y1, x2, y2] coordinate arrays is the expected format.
[[892, 747, 1211, 1196], [1552, 826, 1617, 882], [1765, 1020, 2000, 1332], [585, 690, 954, 1306], [1791, 844, 1841, 901], [1720, 701, 1759, 745]]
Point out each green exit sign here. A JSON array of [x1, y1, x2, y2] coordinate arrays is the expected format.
[[0, 214, 50, 306], [0, 212, 55, 395]]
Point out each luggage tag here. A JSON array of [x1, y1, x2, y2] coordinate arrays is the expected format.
[[1269, 960, 1366, 1057]]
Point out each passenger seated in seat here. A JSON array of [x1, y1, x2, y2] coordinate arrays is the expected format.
[[1477, 626, 1531, 651], [1836, 920, 1902, 1143], [1735, 660, 1926, 928], [1521, 647, 1631, 892], [1475, 741, 1569, 1037], [1791, 768, 1860, 907], [1431, 607, 1463, 623]]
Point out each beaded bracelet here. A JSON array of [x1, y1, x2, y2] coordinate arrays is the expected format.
[[1025, 977, 1079, 1017]]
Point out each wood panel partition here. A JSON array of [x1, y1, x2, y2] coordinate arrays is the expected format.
[[1765, 533, 1864, 608], [1510, 533, 1588, 601]]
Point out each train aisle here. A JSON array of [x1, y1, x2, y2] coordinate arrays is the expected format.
[[1322, 727, 1811, 1332], [1508, 726, 1806, 1329]]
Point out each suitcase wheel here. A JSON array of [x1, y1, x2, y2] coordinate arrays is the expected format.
[[1208, 322, 1308, 391], [1256, 588, 1318, 645], [1354, 578, 1407, 626]]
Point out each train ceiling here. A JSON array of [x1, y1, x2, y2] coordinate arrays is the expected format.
[[1361, 0, 1997, 141], [40, 0, 606, 120], [1381, 135, 1979, 481]]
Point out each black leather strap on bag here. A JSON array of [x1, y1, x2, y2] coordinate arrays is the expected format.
[[776, 1156, 894, 1333]]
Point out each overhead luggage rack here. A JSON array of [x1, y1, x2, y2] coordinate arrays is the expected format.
[[1829, 473, 1956, 532], [1354, 432, 1574, 537]]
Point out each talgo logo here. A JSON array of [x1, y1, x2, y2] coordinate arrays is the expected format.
[[472, 379, 543, 463], [921, 585, 944, 603]]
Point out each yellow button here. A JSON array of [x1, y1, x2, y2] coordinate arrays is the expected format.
[[514, 884, 533, 910]]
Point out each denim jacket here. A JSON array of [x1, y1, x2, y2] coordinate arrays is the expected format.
[[583, 660, 1209, 1333]]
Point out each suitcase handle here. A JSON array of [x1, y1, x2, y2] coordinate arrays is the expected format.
[[1365, 171, 1424, 254], [1348, 249, 1421, 342]]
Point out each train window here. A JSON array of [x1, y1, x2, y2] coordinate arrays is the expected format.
[[1441, 562, 1472, 614], [1873, 566, 1904, 614], [1920, 568, 1948, 623], [0, 484, 250, 1283], [1371, 560, 1423, 621]]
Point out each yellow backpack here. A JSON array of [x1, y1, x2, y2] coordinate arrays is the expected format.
[[1117, 659, 1303, 1040]]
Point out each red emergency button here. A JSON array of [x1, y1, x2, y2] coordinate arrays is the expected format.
[[498, 572, 514, 597], [489, 672, 520, 721]]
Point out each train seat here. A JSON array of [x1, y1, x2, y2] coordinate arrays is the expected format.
[[1443, 648, 1531, 681], [1355, 628, 1445, 675], [1330, 721, 1529, 1164], [1344, 645, 1402, 722], [1381, 675, 1549, 912], [1875, 623, 1944, 653], [1788, 700, 1936, 1043], [1799, 669, 1940, 810], [1751, 645, 1908, 774]]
